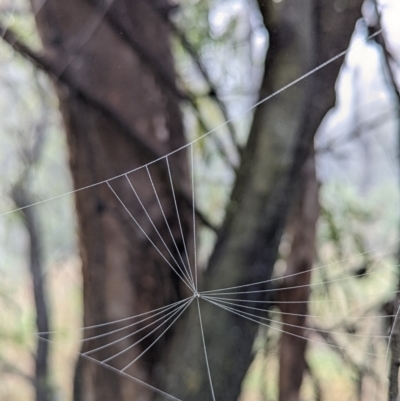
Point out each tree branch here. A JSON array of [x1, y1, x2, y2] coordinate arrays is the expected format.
[[317, 107, 399, 155], [0, 24, 161, 160], [83, 0, 238, 171], [146, 0, 240, 152], [0, 24, 217, 232], [312, 326, 381, 384]]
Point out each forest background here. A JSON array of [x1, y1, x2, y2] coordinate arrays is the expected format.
[[0, 0, 400, 400]]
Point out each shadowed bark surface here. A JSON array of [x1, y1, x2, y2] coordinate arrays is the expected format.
[[278, 151, 319, 401]]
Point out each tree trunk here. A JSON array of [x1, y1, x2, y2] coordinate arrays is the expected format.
[[367, 5, 400, 399], [32, 1, 192, 400], [277, 151, 319, 401], [159, 1, 362, 400], [13, 187, 52, 401], [29, 0, 363, 400]]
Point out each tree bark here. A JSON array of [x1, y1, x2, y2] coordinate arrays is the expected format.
[[31, 1, 192, 400], [159, 1, 363, 400], [12, 187, 52, 401], [277, 151, 319, 401]]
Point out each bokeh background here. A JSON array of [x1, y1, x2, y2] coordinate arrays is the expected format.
[[0, 0, 400, 400]]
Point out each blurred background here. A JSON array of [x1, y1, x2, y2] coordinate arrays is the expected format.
[[0, 0, 399, 400]]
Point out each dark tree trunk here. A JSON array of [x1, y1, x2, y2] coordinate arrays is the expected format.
[[31, 0, 192, 400], [12, 187, 52, 401], [367, 5, 400, 400], [277, 151, 319, 401], [159, 1, 363, 400]]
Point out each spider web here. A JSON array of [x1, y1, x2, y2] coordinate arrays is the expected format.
[[2, 22, 397, 400], [35, 162, 400, 400]]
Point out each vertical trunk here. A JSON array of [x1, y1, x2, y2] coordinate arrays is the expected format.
[[278, 151, 319, 401], [388, 308, 400, 401], [12, 187, 52, 401], [367, 6, 400, 399], [159, 2, 362, 400], [31, 1, 191, 400]]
